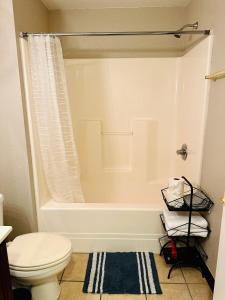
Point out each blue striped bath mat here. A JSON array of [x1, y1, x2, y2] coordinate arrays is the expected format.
[[83, 252, 162, 294]]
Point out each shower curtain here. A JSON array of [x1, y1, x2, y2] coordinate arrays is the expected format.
[[27, 36, 84, 203]]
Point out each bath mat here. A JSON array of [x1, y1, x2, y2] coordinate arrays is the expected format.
[[83, 252, 162, 294]]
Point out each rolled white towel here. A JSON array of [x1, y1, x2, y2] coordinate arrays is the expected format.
[[168, 177, 184, 198], [165, 177, 185, 208]]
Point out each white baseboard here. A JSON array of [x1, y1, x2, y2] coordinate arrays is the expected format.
[[60, 232, 162, 253]]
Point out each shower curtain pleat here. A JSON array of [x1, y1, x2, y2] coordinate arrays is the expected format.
[[27, 35, 84, 203]]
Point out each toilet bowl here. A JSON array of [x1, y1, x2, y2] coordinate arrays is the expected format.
[[7, 232, 72, 300]]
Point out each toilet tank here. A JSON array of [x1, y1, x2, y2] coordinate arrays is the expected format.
[[0, 194, 3, 225]]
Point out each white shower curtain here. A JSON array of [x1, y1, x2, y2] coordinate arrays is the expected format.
[[27, 36, 84, 203]]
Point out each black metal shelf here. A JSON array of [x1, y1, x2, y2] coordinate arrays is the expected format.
[[159, 176, 213, 279], [161, 184, 214, 212]]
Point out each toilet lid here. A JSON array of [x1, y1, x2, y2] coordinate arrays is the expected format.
[[8, 232, 72, 269]]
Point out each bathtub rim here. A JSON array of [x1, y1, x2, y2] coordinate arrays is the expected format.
[[41, 200, 166, 212]]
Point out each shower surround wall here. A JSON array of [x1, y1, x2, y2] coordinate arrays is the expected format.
[[65, 58, 177, 204], [23, 37, 211, 252], [64, 37, 212, 205]]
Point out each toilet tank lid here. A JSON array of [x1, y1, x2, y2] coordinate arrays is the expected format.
[[7, 232, 72, 268]]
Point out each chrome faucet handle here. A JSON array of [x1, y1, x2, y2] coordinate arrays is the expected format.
[[176, 144, 188, 160]]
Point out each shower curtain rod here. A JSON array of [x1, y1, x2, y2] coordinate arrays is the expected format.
[[20, 30, 210, 38]]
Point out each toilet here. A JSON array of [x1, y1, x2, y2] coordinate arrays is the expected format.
[[0, 195, 72, 300]]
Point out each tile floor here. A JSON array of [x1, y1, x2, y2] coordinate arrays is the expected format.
[[58, 253, 213, 300]]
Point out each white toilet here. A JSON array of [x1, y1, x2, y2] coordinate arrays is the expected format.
[[0, 195, 72, 300]]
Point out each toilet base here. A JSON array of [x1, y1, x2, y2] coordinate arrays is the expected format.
[[31, 276, 61, 300], [9, 244, 72, 300]]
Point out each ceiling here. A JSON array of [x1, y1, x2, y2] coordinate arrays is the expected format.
[[41, 0, 191, 10]]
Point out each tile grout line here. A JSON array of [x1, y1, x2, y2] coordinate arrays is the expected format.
[[159, 282, 190, 284], [179, 267, 186, 282], [61, 279, 85, 282], [72, 252, 89, 255], [186, 283, 194, 300], [180, 268, 193, 300]]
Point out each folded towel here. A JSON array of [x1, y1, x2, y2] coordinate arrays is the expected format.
[[163, 209, 208, 237], [164, 222, 208, 237], [163, 209, 208, 228]]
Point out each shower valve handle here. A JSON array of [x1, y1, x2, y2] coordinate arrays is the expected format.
[[176, 144, 188, 160]]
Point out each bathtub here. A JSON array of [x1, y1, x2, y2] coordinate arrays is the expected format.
[[38, 200, 165, 253]]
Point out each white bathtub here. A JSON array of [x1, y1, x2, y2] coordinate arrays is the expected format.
[[38, 201, 165, 253]]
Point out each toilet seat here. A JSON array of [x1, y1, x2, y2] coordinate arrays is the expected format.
[[8, 232, 72, 300], [9, 250, 71, 271], [8, 232, 72, 271]]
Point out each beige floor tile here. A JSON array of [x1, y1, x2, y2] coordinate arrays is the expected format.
[[154, 255, 185, 283], [101, 295, 146, 300], [59, 282, 100, 300], [146, 284, 192, 300], [62, 253, 89, 281], [188, 284, 213, 300], [181, 267, 207, 283]]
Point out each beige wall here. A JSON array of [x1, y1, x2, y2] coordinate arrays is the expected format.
[[13, 0, 48, 33], [0, 0, 48, 238], [187, 0, 225, 276], [175, 37, 212, 186], [49, 7, 185, 58]]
